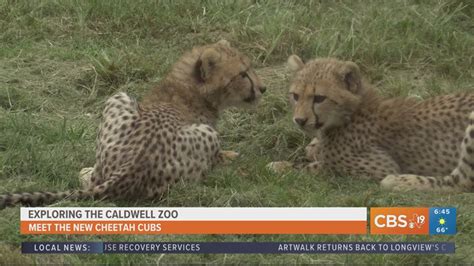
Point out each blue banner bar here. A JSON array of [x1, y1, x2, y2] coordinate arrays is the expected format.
[[21, 242, 455, 254]]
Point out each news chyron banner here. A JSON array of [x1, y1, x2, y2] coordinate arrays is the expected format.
[[20, 207, 456, 254], [20, 207, 367, 235]]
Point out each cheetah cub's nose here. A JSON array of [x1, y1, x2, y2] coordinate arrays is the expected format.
[[259, 86, 267, 94], [294, 117, 307, 127]]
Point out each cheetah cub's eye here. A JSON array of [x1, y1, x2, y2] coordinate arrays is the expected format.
[[291, 93, 299, 101], [313, 95, 326, 104]]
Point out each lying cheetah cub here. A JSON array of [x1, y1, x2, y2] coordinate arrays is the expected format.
[[268, 55, 474, 192], [0, 40, 266, 208]]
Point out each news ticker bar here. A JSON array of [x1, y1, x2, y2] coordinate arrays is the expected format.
[[19, 207, 456, 235], [21, 242, 455, 254]]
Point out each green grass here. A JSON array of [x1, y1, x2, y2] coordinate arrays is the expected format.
[[1, 0, 473, 264]]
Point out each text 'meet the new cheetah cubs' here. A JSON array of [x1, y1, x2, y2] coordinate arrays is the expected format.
[[0, 40, 266, 208], [268, 55, 473, 192]]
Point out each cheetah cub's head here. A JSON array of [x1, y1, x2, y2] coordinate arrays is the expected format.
[[194, 40, 266, 109], [287, 55, 365, 136]]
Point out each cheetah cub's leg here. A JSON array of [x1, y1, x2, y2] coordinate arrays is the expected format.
[[266, 161, 295, 173], [217, 150, 240, 165], [267, 161, 322, 174], [381, 112, 474, 192], [305, 137, 321, 161], [79, 167, 95, 189], [267, 138, 321, 174]]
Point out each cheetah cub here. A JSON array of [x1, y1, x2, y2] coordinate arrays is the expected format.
[[268, 55, 474, 192], [0, 40, 266, 208]]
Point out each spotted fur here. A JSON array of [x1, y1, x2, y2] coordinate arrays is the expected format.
[[381, 112, 474, 191], [0, 40, 266, 208]]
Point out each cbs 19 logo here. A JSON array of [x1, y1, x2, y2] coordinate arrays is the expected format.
[[374, 214, 426, 229]]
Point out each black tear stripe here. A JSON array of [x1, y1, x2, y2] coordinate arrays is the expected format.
[[311, 103, 324, 129], [243, 73, 256, 103]]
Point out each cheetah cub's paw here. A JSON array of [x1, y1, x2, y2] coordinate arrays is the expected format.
[[79, 167, 94, 188], [380, 174, 426, 191], [266, 161, 295, 174], [305, 137, 321, 161], [219, 150, 240, 165]]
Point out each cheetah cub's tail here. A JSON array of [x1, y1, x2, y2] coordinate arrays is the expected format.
[[0, 189, 94, 209], [0, 175, 122, 209], [381, 111, 474, 192]]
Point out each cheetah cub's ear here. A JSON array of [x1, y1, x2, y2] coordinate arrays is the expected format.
[[197, 48, 221, 82], [287, 55, 305, 72], [216, 39, 231, 47], [338, 61, 362, 94]]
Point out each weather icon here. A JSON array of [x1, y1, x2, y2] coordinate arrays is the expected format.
[[439, 217, 446, 225]]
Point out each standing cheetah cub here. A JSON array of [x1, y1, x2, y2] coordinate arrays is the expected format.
[[0, 40, 266, 208], [268, 55, 474, 192]]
